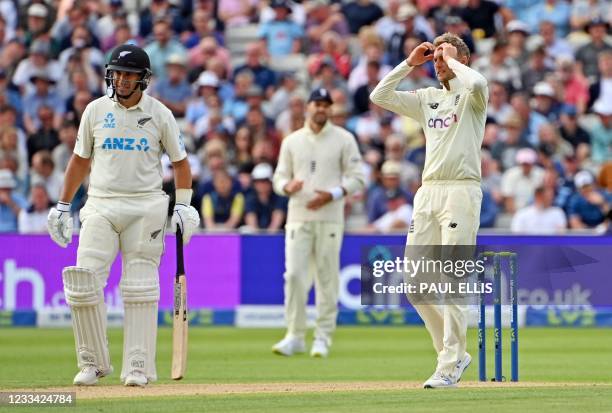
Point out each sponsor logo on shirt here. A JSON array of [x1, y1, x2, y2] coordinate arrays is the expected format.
[[454, 95, 460, 106], [101, 137, 150, 152], [427, 113, 459, 129], [428, 102, 439, 109], [102, 113, 116, 129], [137, 116, 152, 127]]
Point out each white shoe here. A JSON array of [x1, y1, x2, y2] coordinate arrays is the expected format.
[[310, 339, 330, 358], [73, 365, 113, 386], [423, 371, 458, 389], [454, 353, 472, 382], [272, 337, 306, 356], [124, 371, 148, 387]]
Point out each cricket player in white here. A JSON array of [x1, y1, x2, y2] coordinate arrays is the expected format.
[[272, 88, 365, 358], [370, 33, 488, 388], [47, 45, 200, 387]]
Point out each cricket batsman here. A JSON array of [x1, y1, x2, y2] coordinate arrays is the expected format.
[[370, 33, 488, 388], [47, 44, 200, 387], [272, 88, 365, 358]]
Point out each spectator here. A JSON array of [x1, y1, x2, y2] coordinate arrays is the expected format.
[[26, 105, 59, 163], [588, 50, 612, 110], [305, 0, 349, 53], [442, 16, 475, 55], [22, 73, 64, 136], [223, 70, 255, 123], [526, 0, 571, 38], [188, 36, 232, 76], [598, 161, 612, 192], [307, 31, 351, 79], [576, 17, 612, 83], [52, 119, 77, 173], [367, 160, 412, 223], [384, 134, 420, 193], [30, 149, 61, 202], [51, 4, 99, 52], [473, 40, 522, 93], [354, 60, 383, 115], [151, 54, 192, 117], [310, 56, 348, 96], [17, 182, 52, 233], [501, 148, 545, 213], [348, 33, 391, 93], [570, 0, 610, 32], [0, 68, 22, 119], [386, 4, 428, 67], [589, 100, 612, 165], [183, 9, 221, 49], [267, 72, 303, 119], [521, 46, 553, 94], [12, 40, 61, 95], [0, 168, 26, 232], [490, 113, 530, 170], [555, 56, 589, 114], [233, 42, 277, 96], [276, 93, 306, 137], [511, 186, 567, 233], [232, 127, 254, 166], [537, 20, 573, 61], [532, 81, 559, 124], [57, 24, 105, 74], [487, 81, 514, 125], [538, 123, 574, 161], [144, 19, 187, 82], [186, 71, 219, 137], [455, 0, 512, 39], [568, 170, 611, 229], [559, 104, 591, 149], [201, 169, 245, 230], [505, 20, 531, 69], [219, 0, 255, 28], [138, 0, 185, 39], [97, 2, 138, 50], [258, 0, 304, 57], [244, 163, 287, 231], [0, 126, 27, 184], [341, 0, 383, 35], [21, 3, 53, 49], [479, 188, 499, 228]]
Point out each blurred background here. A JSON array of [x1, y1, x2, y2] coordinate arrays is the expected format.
[[0, 0, 610, 236]]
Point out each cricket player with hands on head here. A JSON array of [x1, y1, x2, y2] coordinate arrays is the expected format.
[[370, 33, 488, 388], [272, 88, 365, 358], [47, 44, 200, 387]]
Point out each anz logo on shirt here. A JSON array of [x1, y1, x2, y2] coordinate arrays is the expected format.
[[102, 113, 116, 129], [427, 113, 459, 129], [101, 137, 150, 152]]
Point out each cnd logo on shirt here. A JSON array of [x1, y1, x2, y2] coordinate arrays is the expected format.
[[427, 113, 459, 129], [103, 112, 116, 129]]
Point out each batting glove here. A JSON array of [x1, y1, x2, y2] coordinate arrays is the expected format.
[[47, 201, 73, 248]]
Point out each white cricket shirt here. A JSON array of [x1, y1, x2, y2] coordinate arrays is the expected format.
[[370, 59, 488, 183], [74, 94, 187, 197]]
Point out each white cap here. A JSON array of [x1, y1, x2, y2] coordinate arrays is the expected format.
[[196, 71, 219, 88], [533, 82, 555, 98], [251, 163, 273, 180], [381, 160, 401, 176], [506, 20, 530, 34], [574, 170, 594, 188], [166, 53, 187, 66], [397, 4, 417, 21], [0, 169, 16, 189], [515, 148, 537, 164], [28, 4, 48, 18], [593, 99, 612, 116]]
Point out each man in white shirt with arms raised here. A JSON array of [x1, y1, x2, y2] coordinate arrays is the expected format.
[[47, 44, 200, 387], [370, 33, 488, 388]]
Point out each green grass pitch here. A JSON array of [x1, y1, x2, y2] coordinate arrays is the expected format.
[[0, 326, 611, 412]]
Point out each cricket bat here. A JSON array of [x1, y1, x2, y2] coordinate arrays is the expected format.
[[171, 226, 188, 380]]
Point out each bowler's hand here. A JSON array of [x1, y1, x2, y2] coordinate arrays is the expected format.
[[283, 179, 303, 196], [406, 42, 435, 67], [307, 190, 332, 210]]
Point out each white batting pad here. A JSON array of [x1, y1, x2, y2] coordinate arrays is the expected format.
[[120, 259, 160, 382], [62, 266, 111, 372]]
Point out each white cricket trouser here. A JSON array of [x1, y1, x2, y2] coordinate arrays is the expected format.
[[75, 194, 168, 381], [407, 181, 482, 375], [283, 221, 343, 344]]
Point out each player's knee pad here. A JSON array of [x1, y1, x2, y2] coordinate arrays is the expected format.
[[63, 266, 101, 306], [120, 259, 160, 303]]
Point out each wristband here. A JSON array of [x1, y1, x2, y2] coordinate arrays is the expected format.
[[175, 188, 193, 205], [330, 186, 344, 201], [56, 201, 71, 213]]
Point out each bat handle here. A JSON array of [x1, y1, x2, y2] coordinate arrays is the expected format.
[[176, 224, 184, 277]]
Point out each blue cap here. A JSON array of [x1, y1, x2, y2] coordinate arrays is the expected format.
[[308, 88, 333, 104], [561, 104, 577, 116]]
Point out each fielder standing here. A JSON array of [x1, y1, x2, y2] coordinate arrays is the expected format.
[[272, 88, 365, 357], [370, 33, 488, 388], [47, 44, 200, 387]]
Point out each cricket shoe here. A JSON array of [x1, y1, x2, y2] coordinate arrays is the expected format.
[[124, 371, 148, 387], [454, 353, 472, 382], [73, 365, 113, 386], [423, 371, 458, 389], [272, 337, 306, 356], [310, 339, 330, 358]]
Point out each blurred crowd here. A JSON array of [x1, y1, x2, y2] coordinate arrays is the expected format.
[[0, 0, 610, 235]]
